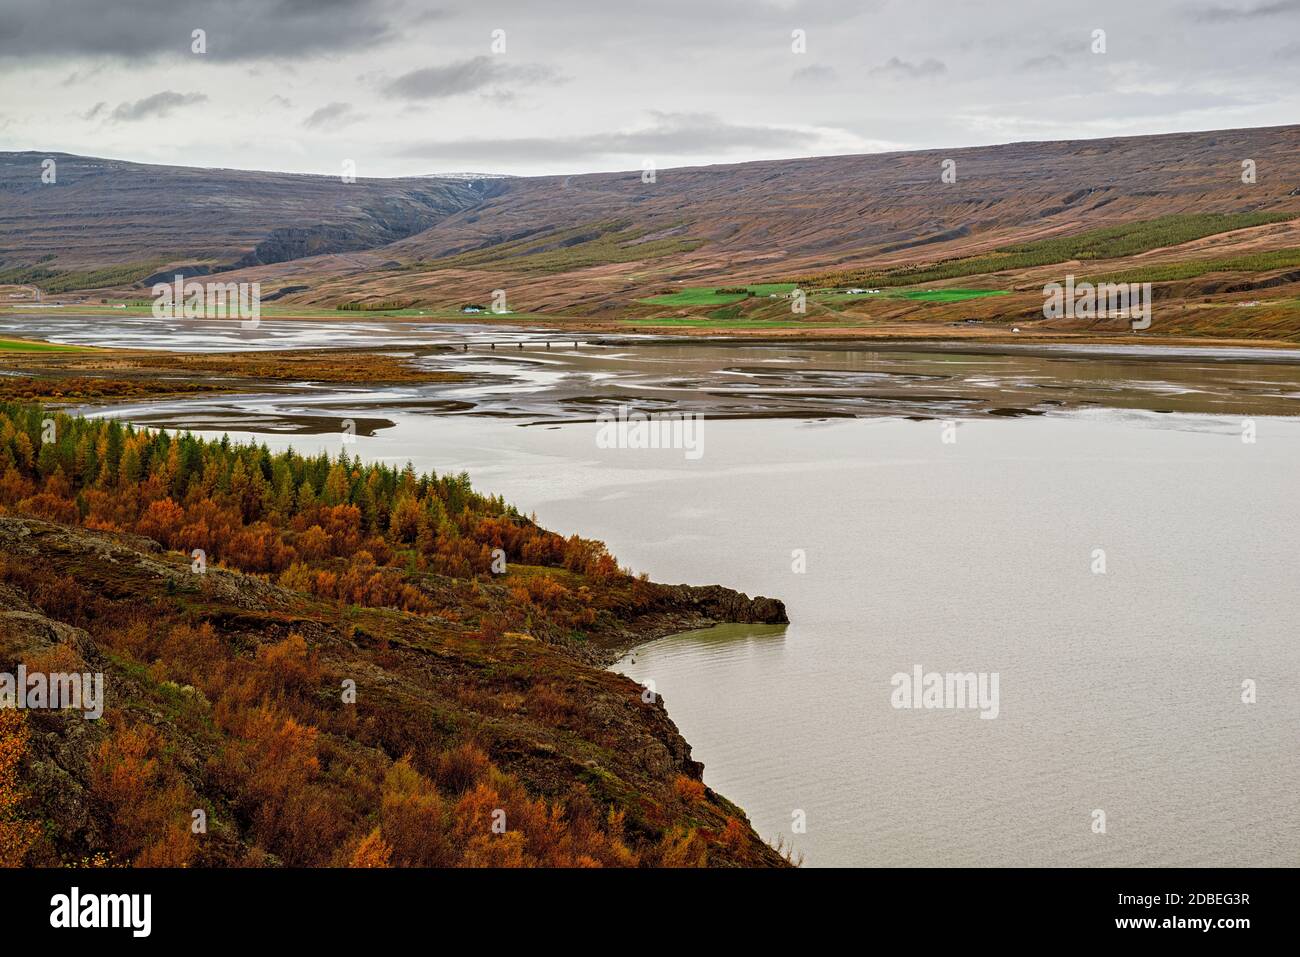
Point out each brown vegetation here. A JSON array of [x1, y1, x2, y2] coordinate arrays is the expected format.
[[0, 402, 788, 868]]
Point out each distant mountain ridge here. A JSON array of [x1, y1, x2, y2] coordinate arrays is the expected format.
[[0, 151, 493, 279], [3, 126, 1300, 336]]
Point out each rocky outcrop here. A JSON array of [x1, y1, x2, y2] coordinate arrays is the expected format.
[[578, 581, 788, 666], [655, 583, 788, 626]]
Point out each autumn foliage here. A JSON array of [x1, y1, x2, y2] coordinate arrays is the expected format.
[[0, 402, 625, 632], [0, 402, 765, 868], [0, 709, 39, 867]]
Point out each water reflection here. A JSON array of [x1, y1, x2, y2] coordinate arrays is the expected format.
[[17, 314, 1300, 426]]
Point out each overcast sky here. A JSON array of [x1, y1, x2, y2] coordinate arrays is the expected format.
[[1, 0, 1297, 177]]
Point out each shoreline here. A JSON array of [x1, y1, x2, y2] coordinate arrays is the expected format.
[[5, 308, 1300, 354], [6, 321, 1300, 369], [8, 331, 1300, 428], [0, 405, 793, 867], [584, 585, 789, 669]]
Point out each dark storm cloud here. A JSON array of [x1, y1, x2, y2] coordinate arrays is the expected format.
[[0, 0, 401, 60], [396, 111, 828, 163], [382, 57, 563, 100], [111, 91, 208, 122]]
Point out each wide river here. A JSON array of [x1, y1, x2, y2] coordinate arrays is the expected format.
[[8, 315, 1298, 867]]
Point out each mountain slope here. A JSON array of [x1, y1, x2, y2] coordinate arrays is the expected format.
[[0, 152, 491, 282], [4, 126, 1300, 338], [207, 124, 1300, 314]]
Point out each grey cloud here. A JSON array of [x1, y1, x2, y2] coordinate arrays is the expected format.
[[444, 0, 880, 35], [2, 0, 876, 66], [1018, 54, 1066, 71], [0, 0, 399, 61], [962, 88, 1260, 129], [61, 64, 106, 86], [396, 111, 829, 164], [1195, 0, 1300, 20], [82, 101, 108, 121], [480, 89, 524, 106], [111, 91, 208, 122], [8, 0, 1299, 179], [792, 65, 838, 84], [871, 57, 947, 79], [303, 102, 360, 129], [382, 57, 564, 100]]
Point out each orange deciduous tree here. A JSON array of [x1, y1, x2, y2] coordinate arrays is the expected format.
[[135, 497, 186, 549]]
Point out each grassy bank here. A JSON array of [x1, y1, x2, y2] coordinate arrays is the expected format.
[[0, 337, 87, 352]]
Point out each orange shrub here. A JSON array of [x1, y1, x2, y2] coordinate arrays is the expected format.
[[88, 721, 197, 866], [435, 741, 491, 795], [349, 828, 393, 867], [672, 775, 706, 803], [0, 709, 39, 867]]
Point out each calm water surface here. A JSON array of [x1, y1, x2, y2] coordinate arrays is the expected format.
[[95, 408, 1297, 868], [28, 316, 1295, 867]]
